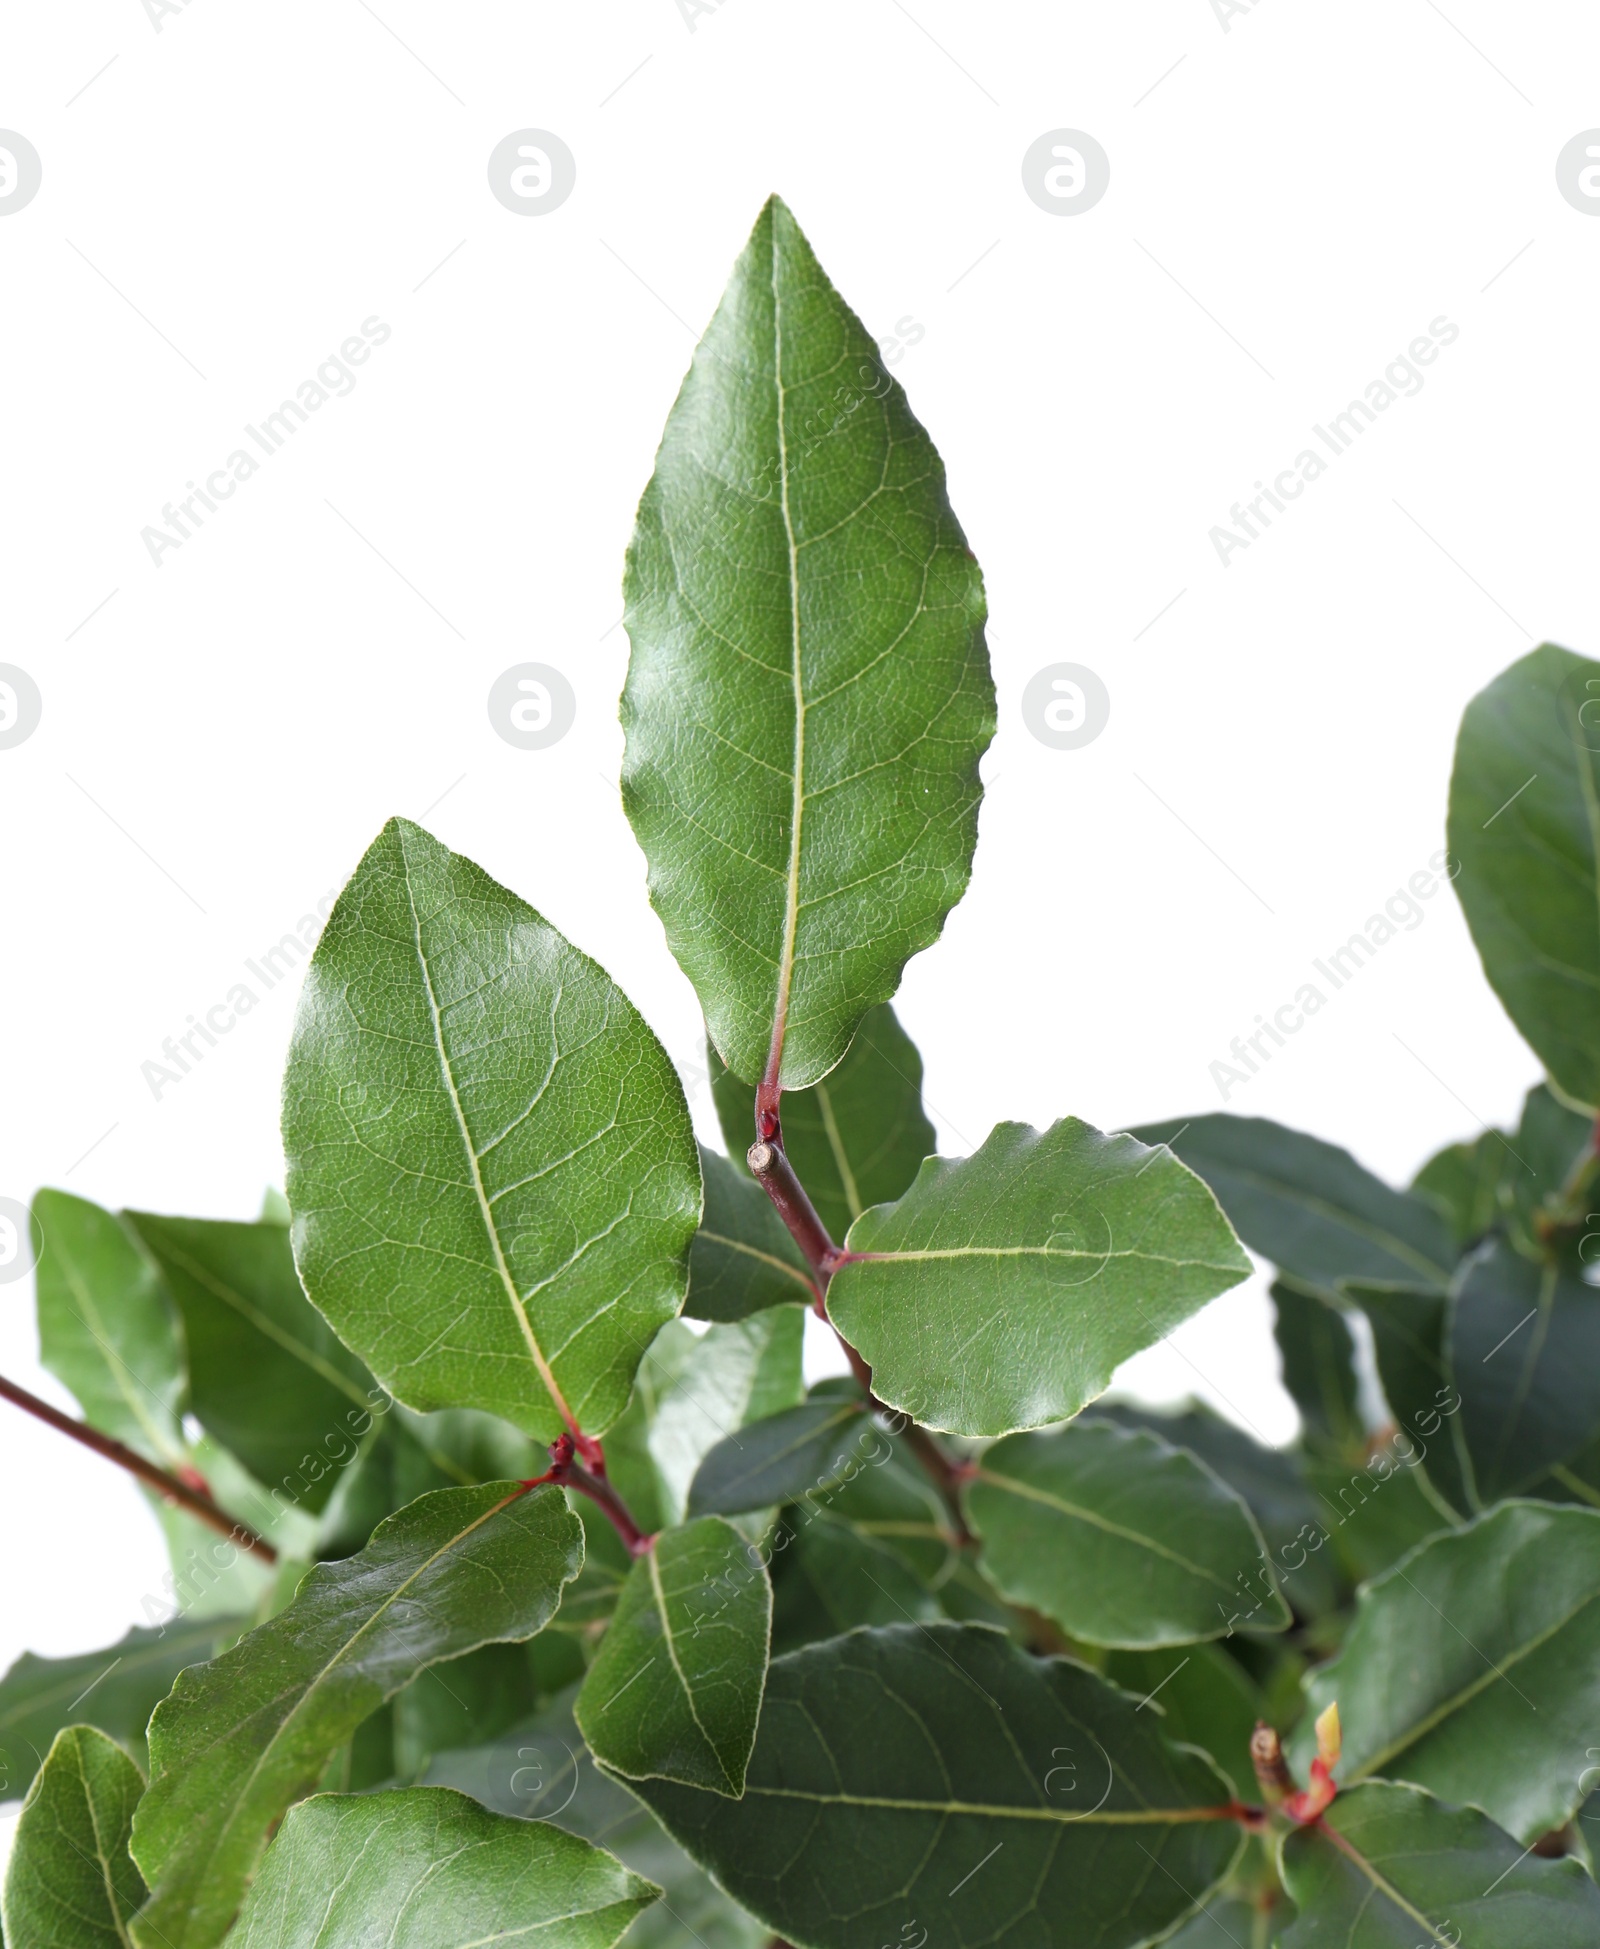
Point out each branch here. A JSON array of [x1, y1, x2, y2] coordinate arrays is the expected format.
[[0, 1371, 279, 1566], [527, 1433, 652, 1557], [747, 1140, 845, 1281]]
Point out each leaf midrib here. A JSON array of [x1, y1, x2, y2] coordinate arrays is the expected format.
[[741, 1784, 1230, 1826], [648, 1539, 732, 1791], [973, 1466, 1237, 1592]]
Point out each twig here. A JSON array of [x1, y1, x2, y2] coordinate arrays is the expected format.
[[0, 1371, 278, 1565]]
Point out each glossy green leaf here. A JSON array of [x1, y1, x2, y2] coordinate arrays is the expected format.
[[829, 1119, 1251, 1437], [33, 1189, 186, 1468], [1271, 1283, 1364, 1457], [1411, 1127, 1510, 1251], [1133, 1115, 1455, 1296], [223, 1788, 657, 1949], [577, 1516, 769, 1796], [710, 1003, 936, 1238], [1090, 1405, 1347, 1622], [1447, 642, 1600, 1109], [130, 1483, 583, 1949], [967, 1421, 1289, 1647], [687, 1147, 816, 1322], [620, 196, 995, 1091], [1296, 1501, 1600, 1841], [422, 1687, 767, 1949], [618, 1623, 1243, 1949], [0, 1618, 246, 1802], [1102, 1645, 1267, 1805], [646, 1306, 807, 1525], [125, 1212, 375, 1513], [1278, 1780, 1600, 1947], [1448, 1239, 1600, 1505], [282, 817, 701, 1441], [769, 1509, 941, 1655], [1, 1727, 148, 1949], [686, 1394, 877, 1518]]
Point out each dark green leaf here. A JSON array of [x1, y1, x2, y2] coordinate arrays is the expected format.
[[1, 1727, 147, 1949], [686, 1395, 876, 1519], [1134, 1114, 1455, 1296], [33, 1189, 186, 1469], [577, 1517, 769, 1795], [393, 1643, 538, 1778], [130, 1483, 583, 1949], [710, 1003, 936, 1238], [829, 1120, 1251, 1437], [125, 1212, 375, 1513], [618, 1623, 1244, 1949], [769, 1511, 940, 1655], [1279, 1780, 1600, 1947], [1162, 1897, 1264, 1948], [1296, 1501, 1600, 1841], [223, 1787, 657, 1949], [620, 196, 995, 1090], [1342, 1283, 1472, 1516], [1102, 1645, 1267, 1805], [0, 1618, 245, 1802], [967, 1421, 1289, 1647], [796, 1424, 959, 1586], [1450, 1239, 1600, 1503], [1447, 642, 1600, 1110], [282, 817, 700, 1441], [1411, 1128, 1511, 1251], [1498, 1083, 1599, 1265], [1271, 1283, 1365, 1457], [688, 1147, 816, 1322]]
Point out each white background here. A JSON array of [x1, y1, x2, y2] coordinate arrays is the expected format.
[[2, 0, 1596, 1821]]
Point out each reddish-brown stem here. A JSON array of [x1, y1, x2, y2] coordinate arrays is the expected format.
[[748, 1141, 845, 1280], [0, 1370, 279, 1565], [525, 1433, 653, 1557]]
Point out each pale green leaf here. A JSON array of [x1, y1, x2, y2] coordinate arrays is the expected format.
[[1447, 642, 1600, 1110], [617, 1623, 1244, 1949], [1296, 1501, 1600, 1842], [282, 817, 701, 1441], [828, 1120, 1251, 1437], [967, 1420, 1289, 1647], [621, 196, 994, 1090], [130, 1483, 583, 1949], [1279, 1780, 1600, 1947], [710, 1002, 936, 1237], [34, 1189, 186, 1469], [1, 1727, 147, 1949], [223, 1788, 657, 1949], [577, 1516, 769, 1796]]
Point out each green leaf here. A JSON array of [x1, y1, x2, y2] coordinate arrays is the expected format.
[[791, 1422, 959, 1586], [33, 1189, 186, 1468], [577, 1516, 770, 1796], [967, 1421, 1289, 1647], [1412, 1128, 1510, 1251], [282, 817, 701, 1442], [124, 1212, 375, 1513], [710, 1003, 936, 1238], [686, 1394, 878, 1518], [1, 1727, 148, 1949], [1278, 1780, 1600, 1947], [1162, 1898, 1264, 1949], [617, 1623, 1244, 1949], [223, 1787, 658, 1949], [769, 1509, 941, 1655], [422, 1686, 767, 1949], [828, 1120, 1251, 1437], [130, 1483, 583, 1949], [392, 1643, 538, 1778], [1449, 1239, 1600, 1505], [1102, 1645, 1267, 1805], [1133, 1115, 1455, 1296], [1271, 1282, 1365, 1457], [1342, 1283, 1472, 1516], [646, 1306, 807, 1525], [620, 195, 995, 1091], [0, 1618, 246, 1802], [1447, 642, 1600, 1109], [1498, 1083, 1598, 1264], [1296, 1500, 1600, 1842], [688, 1147, 816, 1321]]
